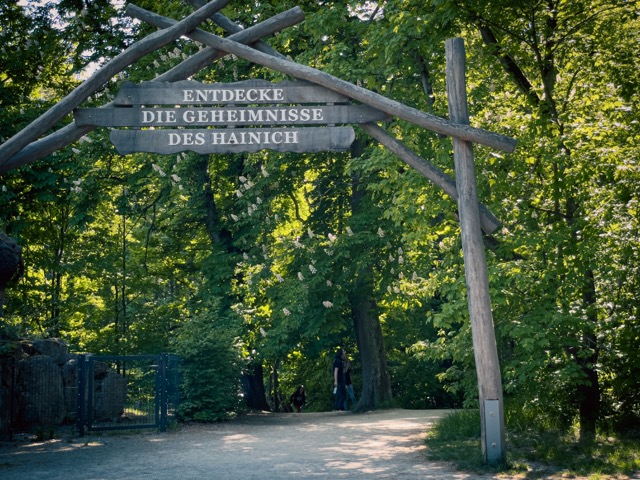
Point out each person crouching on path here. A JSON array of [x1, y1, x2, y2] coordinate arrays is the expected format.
[[290, 385, 306, 413], [333, 348, 346, 411]]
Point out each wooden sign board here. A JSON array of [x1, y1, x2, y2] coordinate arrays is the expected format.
[[110, 127, 355, 155], [114, 79, 350, 106], [75, 105, 389, 127]]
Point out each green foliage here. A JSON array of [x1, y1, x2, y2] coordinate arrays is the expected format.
[[426, 408, 640, 476], [172, 299, 244, 422], [2, 0, 640, 438]]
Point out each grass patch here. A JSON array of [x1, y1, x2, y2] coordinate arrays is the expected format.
[[424, 409, 640, 478]]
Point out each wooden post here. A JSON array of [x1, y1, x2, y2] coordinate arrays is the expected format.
[[445, 37, 505, 464]]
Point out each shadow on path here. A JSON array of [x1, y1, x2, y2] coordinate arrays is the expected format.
[[0, 408, 496, 479]]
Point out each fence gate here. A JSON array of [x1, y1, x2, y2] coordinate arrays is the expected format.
[[77, 353, 181, 435]]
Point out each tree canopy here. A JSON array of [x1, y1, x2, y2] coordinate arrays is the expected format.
[[1, 0, 639, 436]]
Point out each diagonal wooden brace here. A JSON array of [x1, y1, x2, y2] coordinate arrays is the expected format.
[[0, 7, 305, 173], [0, 0, 233, 167], [175, 5, 504, 234], [361, 122, 501, 234], [133, 24, 517, 153]]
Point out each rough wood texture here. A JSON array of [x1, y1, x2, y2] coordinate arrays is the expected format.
[[360, 122, 500, 235], [135, 15, 517, 152], [113, 79, 349, 105], [0, 0, 232, 167], [446, 37, 505, 464], [75, 104, 389, 127], [110, 127, 355, 154], [0, 7, 304, 173]]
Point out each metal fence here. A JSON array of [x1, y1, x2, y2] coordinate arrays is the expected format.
[[0, 352, 181, 439], [79, 353, 182, 434]]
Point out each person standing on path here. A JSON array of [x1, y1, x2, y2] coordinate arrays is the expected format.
[[343, 357, 357, 410], [333, 348, 347, 410]]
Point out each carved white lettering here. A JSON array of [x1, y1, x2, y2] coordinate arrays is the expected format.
[[180, 88, 285, 104], [208, 130, 299, 145], [142, 109, 176, 124], [175, 107, 325, 125], [168, 132, 206, 145]]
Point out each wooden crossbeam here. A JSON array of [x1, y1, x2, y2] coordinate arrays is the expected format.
[[0, 7, 305, 173], [136, 17, 516, 153], [361, 123, 501, 234], [139, 5, 505, 234], [0, 0, 233, 168]]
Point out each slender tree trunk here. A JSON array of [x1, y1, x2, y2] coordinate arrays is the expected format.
[[578, 268, 600, 439]]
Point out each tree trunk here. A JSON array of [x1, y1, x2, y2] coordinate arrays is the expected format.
[[350, 275, 393, 410], [241, 362, 271, 411], [349, 137, 393, 411], [578, 268, 600, 440]]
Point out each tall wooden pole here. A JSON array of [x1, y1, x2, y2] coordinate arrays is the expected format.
[[445, 37, 505, 464]]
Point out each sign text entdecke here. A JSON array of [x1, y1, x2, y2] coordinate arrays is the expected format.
[[113, 79, 350, 105], [181, 86, 285, 103]]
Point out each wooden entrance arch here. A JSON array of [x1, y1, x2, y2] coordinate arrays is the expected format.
[[0, 1, 515, 464]]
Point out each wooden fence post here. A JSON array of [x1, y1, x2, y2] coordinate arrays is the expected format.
[[445, 37, 505, 464]]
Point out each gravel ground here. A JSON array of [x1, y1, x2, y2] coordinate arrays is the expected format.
[[0, 408, 501, 479]]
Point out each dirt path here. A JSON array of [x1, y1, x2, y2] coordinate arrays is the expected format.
[[0, 409, 497, 479]]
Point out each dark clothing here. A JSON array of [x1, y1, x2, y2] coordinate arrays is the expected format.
[[345, 368, 352, 387], [333, 355, 345, 410], [290, 389, 306, 413], [335, 384, 347, 411], [333, 357, 345, 385]]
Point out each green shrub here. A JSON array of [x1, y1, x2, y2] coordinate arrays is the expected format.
[[173, 302, 244, 422]]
